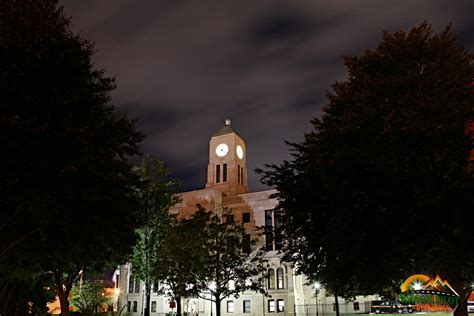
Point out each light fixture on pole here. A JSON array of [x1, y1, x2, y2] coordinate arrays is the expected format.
[[314, 282, 321, 316]]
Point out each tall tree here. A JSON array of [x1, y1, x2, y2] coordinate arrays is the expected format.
[[153, 216, 200, 316], [258, 22, 474, 316], [0, 0, 143, 314], [130, 157, 179, 316], [186, 205, 266, 316]]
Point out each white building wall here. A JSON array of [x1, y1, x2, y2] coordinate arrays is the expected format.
[[117, 189, 378, 316]]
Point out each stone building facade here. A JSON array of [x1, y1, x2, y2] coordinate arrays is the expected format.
[[116, 120, 378, 316]]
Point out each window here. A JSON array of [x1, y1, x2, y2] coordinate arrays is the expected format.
[[216, 165, 221, 183], [227, 236, 235, 251], [153, 281, 159, 292], [241, 168, 244, 184], [238, 165, 241, 183], [267, 269, 275, 289], [274, 210, 282, 228], [152, 301, 157, 313], [277, 300, 284, 312], [353, 302, 359, 311], [274, 211, 283, 250], [333, 303, 336, 311], [265, 210, 273, 251], [265, 233, 273, 251], [128, 276, 135, 293], [223, 163, 227, 182], [265, 209, 284, 251], [242, 212, 250, 223], [127, 301, 131, 312], [226, 214, 234, 224], [243, 234, 251, 254], [243, 300, 251, 313], [265, 210, 273, 226], [227, 301, 234, 313], [276, 267, 284, 289], [268, 300, 275, 313], [134, 279, 140, 293], [133, 301, 138, 312]]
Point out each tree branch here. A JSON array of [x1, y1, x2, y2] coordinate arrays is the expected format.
[[196, 292, 215, 303], [0, 227, 39, 258], [0, 202, 29, 232]]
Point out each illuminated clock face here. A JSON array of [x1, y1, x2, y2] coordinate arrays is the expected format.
[[215, 143, 229, 157], [236, 145, 243, 159]]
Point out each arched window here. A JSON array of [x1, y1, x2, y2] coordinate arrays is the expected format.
[[267, 269, 276, 289], [277, 267, 284, 289]]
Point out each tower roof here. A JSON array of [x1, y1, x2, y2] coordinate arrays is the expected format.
[[212, 119, 241, 138]]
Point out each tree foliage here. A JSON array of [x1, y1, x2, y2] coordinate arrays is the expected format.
[[258, 22, 474, 316], [153, 215, 200, 316], [71, 280, 111, 315], [0, 273, 55, 315], [0, 0, 143, 314], [182, 205, 266, 316], [130, 157, 179, 316]]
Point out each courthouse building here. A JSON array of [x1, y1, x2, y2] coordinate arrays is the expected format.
[[116, 120, 378, 316]]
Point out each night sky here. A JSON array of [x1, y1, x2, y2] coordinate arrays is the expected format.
[[61, 0, 474, 192]]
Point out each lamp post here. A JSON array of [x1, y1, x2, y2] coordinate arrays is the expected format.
[[314, 282, 321, 316]]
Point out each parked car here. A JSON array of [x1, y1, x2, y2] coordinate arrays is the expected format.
[[370, 300, 413, 314]]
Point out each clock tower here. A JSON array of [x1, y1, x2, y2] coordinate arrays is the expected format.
[[206, 119, 249, 196]]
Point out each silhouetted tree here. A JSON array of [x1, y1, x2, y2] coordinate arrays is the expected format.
[[258, 22, 474, 316], [0, 0, 143, 314], [153, 214, 201, 316], [184, 205, 266, 316], [0, 272, 55, 315], [130, 157, 179, 316]]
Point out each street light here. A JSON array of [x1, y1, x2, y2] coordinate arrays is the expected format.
[[314, 282, 321, 316]]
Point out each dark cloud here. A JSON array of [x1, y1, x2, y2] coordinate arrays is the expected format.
[[173, 165, 207, 192], [249, 12, 312, 43], [119, 102, 185, 137], [458, 23, 474, 47], [61, 0, 474, 191], [289, 90, 326, 111]]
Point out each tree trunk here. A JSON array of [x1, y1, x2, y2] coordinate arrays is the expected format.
[[54, 269, 80, 316], [55, 272, 69, 316], [177, 295, 182, 316], [334, 290, 340, 316], [215, 298, 221, 316], [453, 284, 469, 316], [58, 290, 70, 316], [144, 282, 151, 316]]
